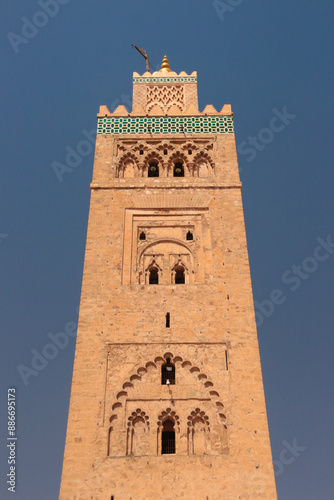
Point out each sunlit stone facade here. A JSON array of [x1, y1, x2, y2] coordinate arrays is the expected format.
[[59, 57, 277, 499]]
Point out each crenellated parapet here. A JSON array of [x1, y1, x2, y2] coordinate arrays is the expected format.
[[97, 56, 233, 126]]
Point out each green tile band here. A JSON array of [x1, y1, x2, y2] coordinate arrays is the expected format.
[[97, 116, 234, 135], [133, 77, 197, 83]]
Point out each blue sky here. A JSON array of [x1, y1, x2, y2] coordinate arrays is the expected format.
[[1, 1, 333, 498]]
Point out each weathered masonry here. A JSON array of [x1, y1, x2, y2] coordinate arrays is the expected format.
[[59, 56, 277, 499]]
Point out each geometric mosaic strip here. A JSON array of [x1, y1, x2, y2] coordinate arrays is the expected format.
[[97, 115, 234, 135], [133, 77, 197, 84]]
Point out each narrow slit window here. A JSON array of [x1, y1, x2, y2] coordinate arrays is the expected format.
[[139, 149, 144, 155], [139, 232, 146, 241], [186, 231, 193, 241], [188, 149, 192, 155], [161, 358, 175, 385], [166, 313, 170, 328], [164, 149, 168, 155]]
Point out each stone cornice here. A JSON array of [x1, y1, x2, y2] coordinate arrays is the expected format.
[[90, 182, 242, 190]]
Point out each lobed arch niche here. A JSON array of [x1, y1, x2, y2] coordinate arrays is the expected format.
[[168, 151, 188, 178], [144, 259, 162, 285], [143, 151, 164, 178], [157, 408, 180, 455], [107, 350, 228, 457], [117, 154, 138, 178], [193, 153, 215, 178], [171, 258, 188, 284], [126, 409, 150, 456], [187, 408, 211, 455], [138, 239, 195, 285]]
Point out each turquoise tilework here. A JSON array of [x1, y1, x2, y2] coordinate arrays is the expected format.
[[97, 116, 234, 135], [133, 77, 197, 83]]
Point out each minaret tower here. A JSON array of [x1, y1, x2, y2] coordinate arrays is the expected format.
[[59, 56, 277, 499]]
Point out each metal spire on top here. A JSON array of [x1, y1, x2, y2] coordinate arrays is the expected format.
[[131, 44, 152, 72]]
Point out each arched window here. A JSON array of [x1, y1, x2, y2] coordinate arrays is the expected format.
[[139, 231, 146, 241], [161, 419, 175, 454], [173, 162, 184, 177], [186, 231, 193, 241], [149, 268, 159, 284], [175, 266, 185, 284], [161, 358, 175, 385], [148, 162, 159, 177]]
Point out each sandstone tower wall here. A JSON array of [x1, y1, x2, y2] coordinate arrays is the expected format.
[[59, 58, 277, 500]]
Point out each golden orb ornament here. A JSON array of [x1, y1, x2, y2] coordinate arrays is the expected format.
[[159, 55, 171, 72]]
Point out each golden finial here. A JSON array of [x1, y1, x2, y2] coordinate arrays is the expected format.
[[159, 55, 171, 72]]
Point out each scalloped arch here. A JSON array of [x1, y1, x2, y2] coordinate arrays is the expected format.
[[165, 102, 183, 113], [158, 142, 175, 153], [127, 408, 150, 428], [190, 366, 200, 373], [146, 103, 165, 114], [119, 151, 137, 166], [108, 352, 225, 421], [182, 142, 199, 152], [173, 356, 183, 363], [169, 150, 189, 167], [116, 391, 127, 400], [143, 150, 164, 165], [145, 361, 156, 369], [137, 367, 147, 376], [187, 408, 210, 429], [182, 360, 192, 368], [157, 408, 180, 428], [193, 151, 214, 168], [123, 381, 133, 389], [163, 352, 174, 360]]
